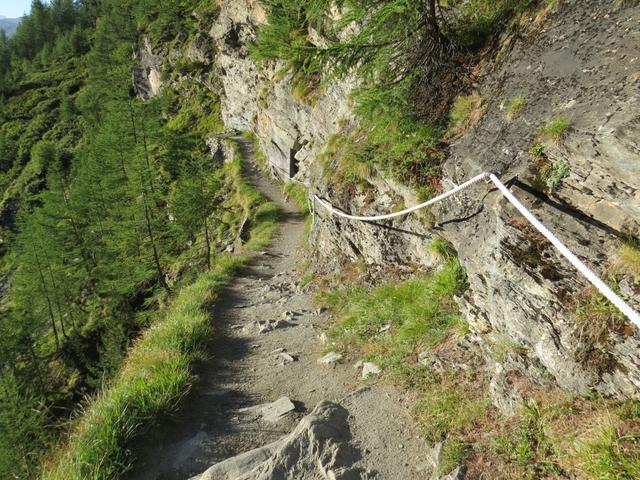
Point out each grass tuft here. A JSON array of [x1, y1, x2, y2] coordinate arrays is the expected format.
[[284, 182, 310, 214], [323, 258, 468, 367], [430, 237, 456, 259], [540, 117, 570, 140], [574, 289, 627, 345], [491, 400, 562, 479], [506, 95, 527, 120], [417, 377, 489, 443], [448, 94, 485, 136], [611, 241, 640, 282], [439, 438, 471, 475]]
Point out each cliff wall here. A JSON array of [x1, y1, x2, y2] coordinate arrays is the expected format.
[[144, 0, 640, 405]]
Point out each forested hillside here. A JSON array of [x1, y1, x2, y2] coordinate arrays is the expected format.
[[0, 1, 241, 478]]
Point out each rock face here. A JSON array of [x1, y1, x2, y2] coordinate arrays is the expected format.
[[209, 0, 355, 179], [209, 0, 640, 398], [133, 37, 164, 99], [192, 401, 363, 480], [141, 0, 640, 401], [439, 0, 640, 398]]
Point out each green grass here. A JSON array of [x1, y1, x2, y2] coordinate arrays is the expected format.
[[318, 249, 640, 479], [574, 289, 627, 344], [284, 183, 309, 214], [44, 266, 230, 480], [417, 376, 489, 443], [575, 417, 640, 480], [507, 95, 527, 119], [43, 157, 280, 480], [429, 237, 456, 259], [454, 0, 537, 46], [283, 182, 314, 247], [291, 70, 323, 106], [492, 401, 562, 479], [529, 143, 546, 157], [439, 438, 471, 475], [322, 258, 468, 367], [540, 117, 570, 140], [320, 256, 487, 465]]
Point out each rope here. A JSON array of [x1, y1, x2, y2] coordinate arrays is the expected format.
[[313, 173, 488, 222], [312, 173, 640, 329]]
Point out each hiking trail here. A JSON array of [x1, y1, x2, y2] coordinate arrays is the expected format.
[[129, 139, 431, 480]]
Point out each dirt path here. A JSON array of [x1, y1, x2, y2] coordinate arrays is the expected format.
[[129, 140, 431, 480]]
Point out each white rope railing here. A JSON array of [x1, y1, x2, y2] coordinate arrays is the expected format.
[[311, 172, 640, 329]]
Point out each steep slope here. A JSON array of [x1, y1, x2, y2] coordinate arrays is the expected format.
[[10, 0, 637, 478], [440, 0, 640, 399], [179, 0, 640, 400]]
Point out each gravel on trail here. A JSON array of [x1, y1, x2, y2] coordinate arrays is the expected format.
[[128, 140, 430, 480]]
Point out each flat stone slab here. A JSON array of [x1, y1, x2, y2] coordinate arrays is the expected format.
[[362, 362, 381, 378], [318, 352, 343, 365], [239, 396, 296, 423]]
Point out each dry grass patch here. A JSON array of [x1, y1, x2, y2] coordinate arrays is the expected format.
[[611, 241, 640, 281], [448, 94, 486, 137]]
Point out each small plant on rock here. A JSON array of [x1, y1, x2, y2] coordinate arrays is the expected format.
[[528, 144, 570, 192], [507, 95, 527, 120], [611, 240, 640, 283], [540, 117, 570, 141], [529, 143, 546, 158], [543, 158, 570, 191]]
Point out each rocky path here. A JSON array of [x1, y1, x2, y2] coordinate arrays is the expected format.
[[129, 140, 431, 480]]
